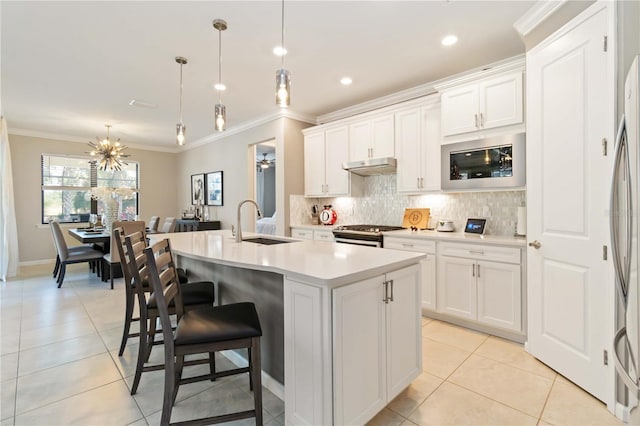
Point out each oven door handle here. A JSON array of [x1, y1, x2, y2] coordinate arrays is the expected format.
[[334, 237, 381, 247]]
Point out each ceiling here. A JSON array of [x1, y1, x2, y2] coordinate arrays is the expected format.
[[1, 1, 534, 151]]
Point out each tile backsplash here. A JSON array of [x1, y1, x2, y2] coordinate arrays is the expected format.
[[290, 174, 525, 236]]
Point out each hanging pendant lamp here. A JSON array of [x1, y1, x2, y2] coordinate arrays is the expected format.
[[213, 19, 227, 131], [87, 125, 130, 171], [275, 0, 290, 107], [175, 56, 187, 145]]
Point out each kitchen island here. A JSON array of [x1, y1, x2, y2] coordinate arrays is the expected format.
[[154, 230, 425, 425]]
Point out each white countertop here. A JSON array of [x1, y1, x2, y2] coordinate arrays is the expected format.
[[383, 229, 527, 247], [155, 230, 425, 288]]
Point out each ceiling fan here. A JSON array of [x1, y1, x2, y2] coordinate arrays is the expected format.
[[257, 153, 276, 171]]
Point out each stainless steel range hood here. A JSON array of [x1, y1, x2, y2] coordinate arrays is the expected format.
[[342, 157, 397, 176]]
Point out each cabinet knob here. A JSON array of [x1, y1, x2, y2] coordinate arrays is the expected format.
[[528, 240, 542, 249]]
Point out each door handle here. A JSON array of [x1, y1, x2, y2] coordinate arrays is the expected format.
[[382, 281, 389, 304], [528, 240, 542, 249], [472, 264, 475, 277], [475, 114, 479, 127], [389, 279, 394, 302], [480, 113, 484, 127], [477, 264, 480, 278]]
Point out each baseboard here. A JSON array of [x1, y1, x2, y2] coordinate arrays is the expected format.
[[220, 349, 284, 401], [615, 401, 630, 422], [19, 258, 55, 267]]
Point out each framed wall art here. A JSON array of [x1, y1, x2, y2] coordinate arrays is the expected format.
[[191, 173, 205, 205], [205, 171, 223, 206]]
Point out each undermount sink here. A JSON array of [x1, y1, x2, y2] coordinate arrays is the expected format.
[[242, 237, 295, 245]]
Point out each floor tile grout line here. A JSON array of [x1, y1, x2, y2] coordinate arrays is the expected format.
[[536, 373, 558, 425]]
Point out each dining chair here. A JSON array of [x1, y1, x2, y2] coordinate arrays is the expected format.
[[144, 238, 263, 426], [122, 232, 216, 395], [160, 217, 177, 233], [102, 221, 146, 289], [148, 216, 160, 233], [49, 221, 104, 288]]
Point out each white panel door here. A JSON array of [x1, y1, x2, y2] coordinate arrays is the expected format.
[[386, 265, 422, 400], [395, 108, 422, 192], [479, 73, 523, 130], [324, 126, 350, 196], [476, 260, 521, 332], [422, 254, 437, 311], [441, 84, 479, 136], [526, 3, 612, 402], [333, 275, 387, 425], [349, 121, 371, 162], [437, 255, 477, 320], [371, 115, 395, 158], [304, 133, 326, 196]]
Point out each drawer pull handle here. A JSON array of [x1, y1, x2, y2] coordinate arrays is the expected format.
[[402, 243, 414, 248], [469, 250, 485, 255]]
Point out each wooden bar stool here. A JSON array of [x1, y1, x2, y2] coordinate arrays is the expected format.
[[144, 238, 263, 426]]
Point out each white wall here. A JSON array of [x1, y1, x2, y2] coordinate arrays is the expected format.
[[9, 134, 178, 263]]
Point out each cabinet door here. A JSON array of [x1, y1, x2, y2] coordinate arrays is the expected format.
[[304, 133, 326, 196], [349, 121, 372, 162], [324, 126, 350, 196], [313, 229, 334, 242], [476, 260, 521, 331], [441, 84, 479, 136], [422, 254, 437, 311], [437, 255, 476, 320], [333, 275, 387, 425], [395, 108, 422, 192], [291, 228, 313, 240], [371, 115, 395, 158], [386, 264, 422, 400], [479, 73, 523, 130], [420, 104, 441, 191]]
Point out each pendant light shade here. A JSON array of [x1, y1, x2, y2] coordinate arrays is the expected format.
[[275, 0, 290, 107], [175, 56, 187, 145], [214, 104, 226, 132], [87, 125, 130, 171], [213, 19, 227, 131]]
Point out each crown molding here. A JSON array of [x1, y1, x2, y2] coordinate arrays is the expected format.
[[318, 55, 525, 124], [513, 0, 567, 37], [180, 109, 316, 151], [8, 127, 179, 153], [432, 55, 526, 91]]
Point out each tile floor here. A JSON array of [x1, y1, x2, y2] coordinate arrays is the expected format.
[[0, 263, 624, 425]]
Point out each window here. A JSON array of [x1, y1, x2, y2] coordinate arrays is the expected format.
[[41, 154, 139, 224]]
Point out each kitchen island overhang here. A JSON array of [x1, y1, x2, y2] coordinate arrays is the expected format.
[[151, 230, 425, 425]]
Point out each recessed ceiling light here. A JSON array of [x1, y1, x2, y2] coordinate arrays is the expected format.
[[441, 35, 458, 46], [214, 83, 226, 91], [340, 77, 353, 86], [273, 46, 287, 56]]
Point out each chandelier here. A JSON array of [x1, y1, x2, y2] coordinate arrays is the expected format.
[[87, 125, 130, 171]]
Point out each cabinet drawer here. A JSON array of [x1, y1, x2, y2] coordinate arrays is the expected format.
[[385, 237, 436, 254], [291, 228, 313, 240], [438, 242, 520, 264], [314, 230, 335, 241]]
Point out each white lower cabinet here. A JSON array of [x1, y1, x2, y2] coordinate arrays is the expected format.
[[290, 227, 335, 241], [384, 237, 436, 311], [283, 264, 422, 426], [437, 242, 522, 332], [333, 265, 421, 425]]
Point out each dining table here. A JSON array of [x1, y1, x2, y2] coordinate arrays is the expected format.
[[68, 228, 111, 251]]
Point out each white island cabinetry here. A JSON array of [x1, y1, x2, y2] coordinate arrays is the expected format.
[[332, 265, 421, 425]]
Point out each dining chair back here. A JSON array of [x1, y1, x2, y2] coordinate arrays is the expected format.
[[160, 217, 177, 233], [103, 221, 146, 289], [49, 220, 104, 288], [148, 216, 160, 232], [144, 238, 263, 426]]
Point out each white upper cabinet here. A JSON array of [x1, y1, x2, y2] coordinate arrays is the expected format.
[[395, 99, 441, 193], [304, 126, 360, 197], [441, 72, 523, 137], [349, 114, 395, 162]]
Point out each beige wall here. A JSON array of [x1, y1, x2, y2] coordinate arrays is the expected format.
[[177, 117, 309, 235], [9, 134, 178, 263]]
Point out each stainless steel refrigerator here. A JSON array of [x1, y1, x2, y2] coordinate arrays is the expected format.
[[612, 55, 640, 423]]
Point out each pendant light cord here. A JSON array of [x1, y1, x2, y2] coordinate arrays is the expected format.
[[179, 63, 183, 124], [280, 0, 285, 68], [218, 26, 223, 104]]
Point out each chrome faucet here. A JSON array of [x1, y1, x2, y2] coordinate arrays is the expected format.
[[236, 199, 262, 242]]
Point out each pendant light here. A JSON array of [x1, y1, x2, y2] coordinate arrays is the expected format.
[[213, 19, 227, 131], [87, 125, 130, 171], [275, 0, 290, 107], [175, 56, 187, 145]]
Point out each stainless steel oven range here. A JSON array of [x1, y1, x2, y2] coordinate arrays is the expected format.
[[332, 225, 404, 248]]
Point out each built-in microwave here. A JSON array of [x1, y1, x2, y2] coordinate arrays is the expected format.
[[441, 133, 525, 190]]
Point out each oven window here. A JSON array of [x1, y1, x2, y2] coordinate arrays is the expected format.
[[450, 145, 513, 180]]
